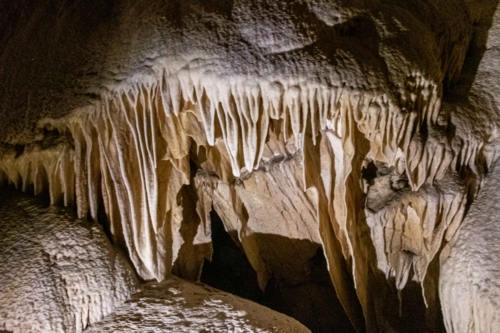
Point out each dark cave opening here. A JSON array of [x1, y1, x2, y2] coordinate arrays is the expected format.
[[200, 210, 355, 333], [200, 210, 264, 304]]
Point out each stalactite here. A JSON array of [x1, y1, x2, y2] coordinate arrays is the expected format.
[[0, 140, 76, 206], [0, 67, 489, 330], [366, 171, 468, 290]]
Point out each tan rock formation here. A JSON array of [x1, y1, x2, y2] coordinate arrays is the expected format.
[[84, 276, 311, 333], [1, 0, 500, 332], [0, 189, 138, 333]]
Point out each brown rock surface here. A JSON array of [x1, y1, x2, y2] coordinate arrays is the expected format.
[[1, 1, 500, 332]]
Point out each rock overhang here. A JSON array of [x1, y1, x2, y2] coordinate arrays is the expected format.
[[1, 1, 500, 332]]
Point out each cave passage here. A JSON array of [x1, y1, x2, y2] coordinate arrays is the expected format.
[[200, 210, 355, 333], [200, 210, 264, 303]]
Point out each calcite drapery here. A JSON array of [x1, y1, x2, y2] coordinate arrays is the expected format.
[[1, 0, 500, 331]]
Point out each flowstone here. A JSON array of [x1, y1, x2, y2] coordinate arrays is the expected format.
[[1, 0, 500, 332]]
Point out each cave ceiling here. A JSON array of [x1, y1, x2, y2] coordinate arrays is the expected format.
[[1, 0, 500, 332]]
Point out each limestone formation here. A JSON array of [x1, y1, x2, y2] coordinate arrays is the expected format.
[[1, 0, 500, 332], [0, 189, 138, 333], [84, 276, 311, 333]]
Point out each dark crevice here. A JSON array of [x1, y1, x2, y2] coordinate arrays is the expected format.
[[200, 210, 355, 333], [200, 210, 263, 303], [263, 248, 356, 333], [362, 160, 378, 186], [96, 196, 113, 245]]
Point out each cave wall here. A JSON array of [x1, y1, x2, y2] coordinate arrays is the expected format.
[[1, 0, 500, 332]]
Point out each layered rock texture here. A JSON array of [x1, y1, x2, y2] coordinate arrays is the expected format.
[[1, 0, 500, 332], [0, 189, 138, 333]]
